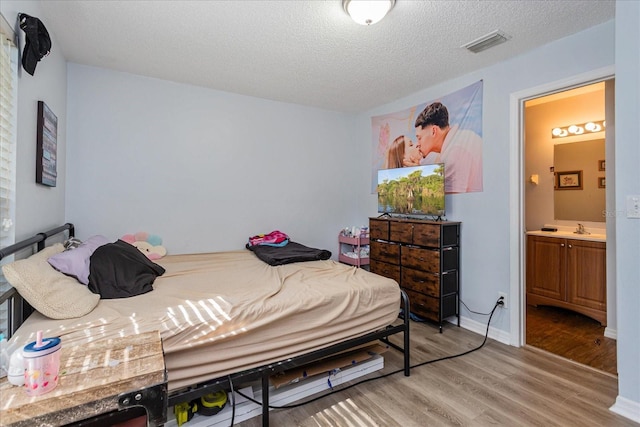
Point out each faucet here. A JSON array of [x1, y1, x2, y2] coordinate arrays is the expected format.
[[575, 223, 590, 235]]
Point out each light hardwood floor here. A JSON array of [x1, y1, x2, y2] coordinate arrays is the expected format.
[[236, 320, 636, 427]]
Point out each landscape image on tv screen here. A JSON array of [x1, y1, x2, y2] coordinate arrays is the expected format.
[[377, 164, 445, 217]]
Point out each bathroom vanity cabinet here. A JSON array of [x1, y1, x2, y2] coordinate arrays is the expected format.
[[526, 234, 606, 325]]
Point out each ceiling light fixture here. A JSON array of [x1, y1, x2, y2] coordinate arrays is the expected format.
[[551, 120, 606, 138], [343, 0, 396, 25], [461, 29, 510, 53]]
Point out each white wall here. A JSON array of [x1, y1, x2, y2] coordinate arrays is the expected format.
[[65, 64, 361, 255], [1, 1, 67, 242], [611, 0, 640, 418]]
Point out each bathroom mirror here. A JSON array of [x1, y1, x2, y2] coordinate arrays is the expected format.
[[554, 139, 605, 222]]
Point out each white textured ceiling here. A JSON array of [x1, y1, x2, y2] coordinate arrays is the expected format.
[[38, 0, 615, 113]]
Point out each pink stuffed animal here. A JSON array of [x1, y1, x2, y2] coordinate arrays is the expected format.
[[121, 232, 167, 260]]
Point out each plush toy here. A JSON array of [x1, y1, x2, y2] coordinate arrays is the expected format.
[[121, 232, 167, 260]]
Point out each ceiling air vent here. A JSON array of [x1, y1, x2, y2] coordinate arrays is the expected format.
[[462, 29, 510, 53]]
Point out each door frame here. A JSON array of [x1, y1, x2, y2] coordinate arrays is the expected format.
[[508, 65, 615, 347]]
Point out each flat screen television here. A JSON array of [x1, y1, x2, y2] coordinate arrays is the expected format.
[[377, 163, 445, 218]]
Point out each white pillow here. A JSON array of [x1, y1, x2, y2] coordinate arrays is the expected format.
[[1, 244, 100, 319]]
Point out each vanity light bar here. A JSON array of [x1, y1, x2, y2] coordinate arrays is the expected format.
[[552, 120, 606, 138]]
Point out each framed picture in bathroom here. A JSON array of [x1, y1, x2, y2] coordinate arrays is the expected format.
[[598, 177, 606, 188], [556, 170, 582, 190]]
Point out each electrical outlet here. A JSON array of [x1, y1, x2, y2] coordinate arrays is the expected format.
[[498, 292, 508, 309], [627, 195, 640, 219]]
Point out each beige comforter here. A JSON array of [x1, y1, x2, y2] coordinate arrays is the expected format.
[[11, 250, 400, 391]]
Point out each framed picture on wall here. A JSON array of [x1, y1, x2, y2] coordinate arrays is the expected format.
[[36, 101, 57, 187], [598, 159, 606, 171], [598, 177, 606, 188], [556, 170, 583, 190]]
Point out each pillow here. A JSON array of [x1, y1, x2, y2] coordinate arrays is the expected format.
[[1, 243, 100, 319], [47, 235, 110, 285]]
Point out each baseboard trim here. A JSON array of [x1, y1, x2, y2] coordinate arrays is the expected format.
[[610, 395, 640, 423], [604, 326, 617, 339], [456, 315, 512, 345]]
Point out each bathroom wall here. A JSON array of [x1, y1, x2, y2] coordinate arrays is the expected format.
[[525, 85, 606, 230]]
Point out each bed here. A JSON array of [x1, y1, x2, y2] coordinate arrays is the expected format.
[[0, 224, 410, 426]]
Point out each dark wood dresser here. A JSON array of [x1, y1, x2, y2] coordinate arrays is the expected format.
[[369, 217, 461, 332]]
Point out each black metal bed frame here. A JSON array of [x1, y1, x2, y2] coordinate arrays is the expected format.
[[0, 224, 411, 427], [0, 223, 75, 339]]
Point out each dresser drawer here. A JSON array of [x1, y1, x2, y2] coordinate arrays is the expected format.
[[442, 246, 459, 271], [370, 260, 400, 284], [401, 267, 439, 297], [401, 245, 439, 272], [389, 221, 440, 246], [371, 241, 400, 264], [389, 221, 413, 244], [441, 293, 458, 319], [411, 222, 441, 247], [441, 270, 458, 295], [404, 289, 439, 322], [369, 218, 389, 241]]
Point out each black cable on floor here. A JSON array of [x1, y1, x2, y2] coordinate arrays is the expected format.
[[235, 299, 502, 411]]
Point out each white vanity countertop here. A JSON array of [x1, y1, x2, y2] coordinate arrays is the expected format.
[[527, 230, 606, 242], [527, 224, 606, 242]]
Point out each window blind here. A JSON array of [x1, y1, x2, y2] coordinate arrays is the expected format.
[[1, 21, 17, 338], [0, 31, 17, 251]]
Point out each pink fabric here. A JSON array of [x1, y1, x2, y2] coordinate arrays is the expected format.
[[248, 230, 289, 246]]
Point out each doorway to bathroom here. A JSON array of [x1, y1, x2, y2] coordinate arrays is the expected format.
[[522, 78, 617, 376]]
